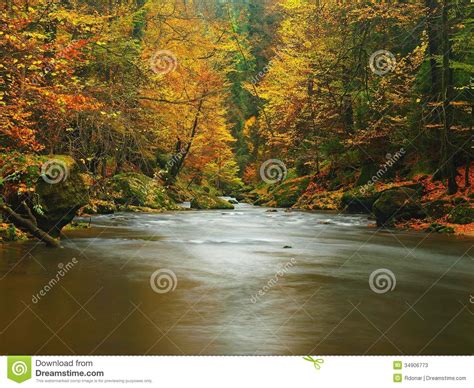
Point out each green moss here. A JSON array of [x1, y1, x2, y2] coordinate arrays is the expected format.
[[423, 199, 451, 219], [81, 199, 117, 215], [190, 194, 234, 209], [107, 172, 178, 210], [426, 223, 455, 234], [372, 187, 424, 226], [447, 204, 474, 225], [248, 185, 271, 205], [166, 180, 194, 203], [341, 187, 380, 213], [408, 160, 436, 178], [121, 205, 164, 213], [35, 155, 90, 237], [269, 176, 311, 208], [250, 176, 310, 208], [63, 221, 90, 231], [295, 189, 343, 210], [0, 224, 28, 242]]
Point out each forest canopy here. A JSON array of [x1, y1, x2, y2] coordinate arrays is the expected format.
[[0, 0, 473, 242]]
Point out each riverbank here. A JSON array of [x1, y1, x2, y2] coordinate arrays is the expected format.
[[241, 166, 474, 236], [0, 161, 237, 243], [1, 153, 472, 244]]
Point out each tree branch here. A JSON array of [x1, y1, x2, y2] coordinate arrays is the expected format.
[[0, 204, 60, 248]]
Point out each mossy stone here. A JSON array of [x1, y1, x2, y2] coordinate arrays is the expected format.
[[81, 199, 117, 215], [372, 187, 424, 226], [190, 194, 234, 209], [270, 176, 310, 208], [341, 187, 380, 213], [107, 172, 177, 210], [35, 155, 89, 237]]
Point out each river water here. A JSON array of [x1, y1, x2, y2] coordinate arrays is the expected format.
[[0, 204, 472, 355]]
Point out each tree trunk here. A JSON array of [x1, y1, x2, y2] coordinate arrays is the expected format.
[[424, 0, 440, 102], [101, 157, 107, 178], [424, 0, 444, 164], [0, 205, 60, 248], [439, 0, 458, 194], [308, 78, 320, 174], [166, 98, 204, 185], [21, 201, 37, 226], [466, 106, 473, 188]]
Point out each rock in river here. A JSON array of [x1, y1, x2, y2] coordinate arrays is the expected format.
[[372, 187, 424, 226], [35, 156, 89, 237], [190, 194, 235, 210]]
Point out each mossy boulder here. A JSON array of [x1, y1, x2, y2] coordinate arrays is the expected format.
[[248, 185, 271, 205], [107, 172, 177, 210], [251, 176, 310, 208], [166, 186, 191, 203], [35, 156, 89, 237], [341, 187, 380, 213], [269, 176, 311, 208], [372, 187, 424, 226], [63, 221, 91, 231], [447, 204, 474, 225], [233, 186, 256, 202], [253, 193, 271, 206], [295, 187, 343, 210], [190, 194, 234, 210], [81, 199, 117, 215]]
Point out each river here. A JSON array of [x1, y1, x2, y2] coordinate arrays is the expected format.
[[0, 203, 472, 355]]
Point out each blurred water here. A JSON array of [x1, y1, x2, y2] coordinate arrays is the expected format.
[[0, 204, 472, 355]]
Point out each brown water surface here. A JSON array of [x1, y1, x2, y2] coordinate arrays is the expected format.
[[0, 204, 472, 355]]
